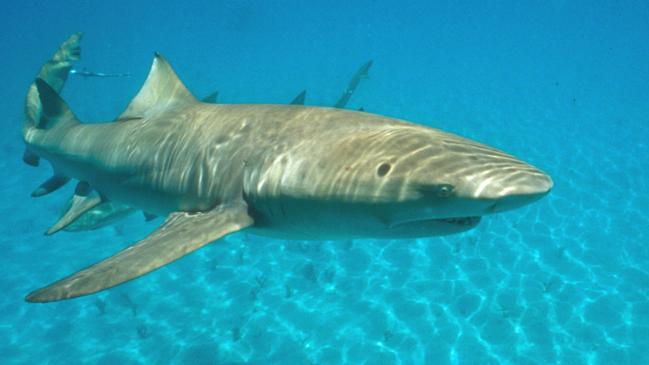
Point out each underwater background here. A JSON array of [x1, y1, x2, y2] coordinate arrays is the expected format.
[[2, 0, 649, 364]]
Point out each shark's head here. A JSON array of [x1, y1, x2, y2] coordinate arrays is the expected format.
[[351, 124, 553, 236], [250, 116, 552, 239], [374, 127, 553, 236]]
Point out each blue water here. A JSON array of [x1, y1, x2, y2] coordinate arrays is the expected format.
[[2, 1, 649, 364]]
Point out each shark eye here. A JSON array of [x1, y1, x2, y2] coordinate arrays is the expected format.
[[419, 183, 455, 197], [437, 184, 454, 197], [376, 163, 392, 177]]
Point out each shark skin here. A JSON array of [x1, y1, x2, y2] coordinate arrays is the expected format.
[[51, 58, 371, 234], [23, 46, 552, 302]]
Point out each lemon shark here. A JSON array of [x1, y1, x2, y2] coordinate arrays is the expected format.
[[23, 36, 552, 302]]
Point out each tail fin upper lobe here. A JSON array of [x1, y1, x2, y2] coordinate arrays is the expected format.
[[23, 33, 82, 167], [24, 33, 81, 131]]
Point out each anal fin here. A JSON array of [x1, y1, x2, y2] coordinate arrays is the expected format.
[[26, 202, 253, 302]]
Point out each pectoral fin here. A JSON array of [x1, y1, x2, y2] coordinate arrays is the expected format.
[[26, 202, 253, 302]]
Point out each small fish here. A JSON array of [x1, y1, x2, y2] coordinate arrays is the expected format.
[[71, 67, 131, 78]]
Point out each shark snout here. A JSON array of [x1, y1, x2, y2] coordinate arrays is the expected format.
[[415, 158, 553, 218], [469, 166, 553, 214]]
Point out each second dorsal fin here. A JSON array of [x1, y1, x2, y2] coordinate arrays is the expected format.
[[118, 53, 196, 120]]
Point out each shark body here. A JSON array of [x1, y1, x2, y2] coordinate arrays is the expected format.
[[50, 49, 370, 234], [23, 36, 552, 302]]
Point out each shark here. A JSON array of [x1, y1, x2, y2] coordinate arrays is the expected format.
[[23, 35, 552, 302]]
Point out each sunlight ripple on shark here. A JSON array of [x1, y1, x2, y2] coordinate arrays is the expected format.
[[22, 34, 552, 302]]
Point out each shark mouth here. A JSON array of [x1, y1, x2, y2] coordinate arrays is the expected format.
[[389, 215, 482, 229], [436, 216, 482, 226]]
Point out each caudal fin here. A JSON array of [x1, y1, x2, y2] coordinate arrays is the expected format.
[[24, 33, 82, 130], [23, 33, 82, 168]]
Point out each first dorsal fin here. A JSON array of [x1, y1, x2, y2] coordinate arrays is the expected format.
[[118, 53, 196, 120]]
